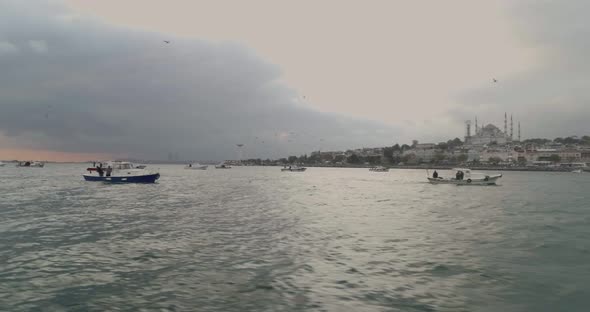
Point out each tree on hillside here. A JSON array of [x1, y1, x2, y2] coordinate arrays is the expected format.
[[451, 137, 463, 146], [488, 157, 502, 165], [401, 153, 417, 164], [548, 154, 561, 163], [523, 138, 551, 145], [401, 144, 411, 152], [333, 154, 346, 163], [392, 144, 401, 152], [383, 147, 394, 162], [367, 155, 381, 165], [347, 154, 362, 164], [456, 154, 468, 163], [433, 152, 447, 163], [437, 142, 449, 150], [288, 156, 298, 164]]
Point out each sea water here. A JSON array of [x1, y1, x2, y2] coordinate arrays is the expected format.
[[1, 165, 589, 311]]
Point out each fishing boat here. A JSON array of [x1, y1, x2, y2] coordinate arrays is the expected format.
[[16, 161, 44, 168], [427, 168, 502, 185], [281, 165, 307, 172], [215, 163, 232, 169], [185, 163, 208, 170], [369, 166, 389, 172], [83, 161, 160, 183]]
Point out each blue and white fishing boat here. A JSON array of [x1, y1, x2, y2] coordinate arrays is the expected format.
[[83, 161, 160, 183]]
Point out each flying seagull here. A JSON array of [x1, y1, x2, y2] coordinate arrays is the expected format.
[[163, 40, 170, 44], [492, 78, 498, 83]]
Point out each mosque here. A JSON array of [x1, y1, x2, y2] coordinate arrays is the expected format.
[[464, 113, 520, 146]]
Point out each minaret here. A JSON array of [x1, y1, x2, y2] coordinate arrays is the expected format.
[[465, 120, 471, 138], [518, 122, 521, 142], [504, 112, 508, 136], [510, 115, 514, 140], [475, 116, 478, 135]]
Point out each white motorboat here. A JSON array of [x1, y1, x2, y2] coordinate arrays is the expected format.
[[16, 161, 44, 168], [185, 163, 208, 170], [369, 166, 389, 172], [83, 161, 160, 183], [428, 168, 502, 185], [572, 169, 583, 173], [281, 165, 307, 172], [215, 163, 232, 169], [0, 161, 5, 167]]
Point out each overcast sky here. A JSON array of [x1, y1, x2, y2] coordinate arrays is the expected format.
[[0, 0, 588, 161]]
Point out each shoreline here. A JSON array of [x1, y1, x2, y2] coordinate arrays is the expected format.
[[296, 164, 587, 172]]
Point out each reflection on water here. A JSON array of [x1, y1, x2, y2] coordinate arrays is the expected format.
[[1, 165, 590, 311]]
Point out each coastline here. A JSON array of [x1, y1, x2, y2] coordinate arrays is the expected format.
[[297, 164, 587, 172]]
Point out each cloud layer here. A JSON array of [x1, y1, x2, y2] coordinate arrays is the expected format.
[[453, 0, 590, 139], [0, 0, 401, 160]]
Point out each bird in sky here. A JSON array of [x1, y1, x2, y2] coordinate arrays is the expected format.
[[163, 40, 170, 44], [493, 78, 498, 83]]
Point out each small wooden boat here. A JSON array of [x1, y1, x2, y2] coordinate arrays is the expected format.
[[369, 166, 389, 172], [427, 168, 501, 185], [185, 163, 208, 170], [281, 166, 307, 172], [16, 161, 44, 168]]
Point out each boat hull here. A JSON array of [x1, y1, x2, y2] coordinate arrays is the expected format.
[[428, 175, 501, 185], [83, 173, 160, 183], [281, 168, 307, 172]]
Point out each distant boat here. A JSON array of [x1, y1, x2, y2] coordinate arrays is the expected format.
[[0, 161, 5, 167], [572, 169, 583, 173], [215, 163, 232, 169], [185, 163, 208, 170], [427, 168, 502, 185], [369, 166, 389, 172], [83, 161, 160, 183], [281, 165, 307, 172], [16, 161, 44, 168]]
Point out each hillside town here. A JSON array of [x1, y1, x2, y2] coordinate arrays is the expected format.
[[232, 114, 590, 171]]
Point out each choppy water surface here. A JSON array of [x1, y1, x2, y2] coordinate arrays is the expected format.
[[1, 165, 590, 311]]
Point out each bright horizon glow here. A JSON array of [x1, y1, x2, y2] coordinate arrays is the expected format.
[[0, 148, 113, 162]]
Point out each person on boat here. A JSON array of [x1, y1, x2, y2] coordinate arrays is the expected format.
[[189, 164, 192, 167], [97, 165, 104, 177], [456, 170, 463, 180], [433, 170, 438, 179], [106, 166, 112, 177]]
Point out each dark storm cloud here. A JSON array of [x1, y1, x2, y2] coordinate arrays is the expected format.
[[452, 0, 590, 139], [0, 0, 400, 160]]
